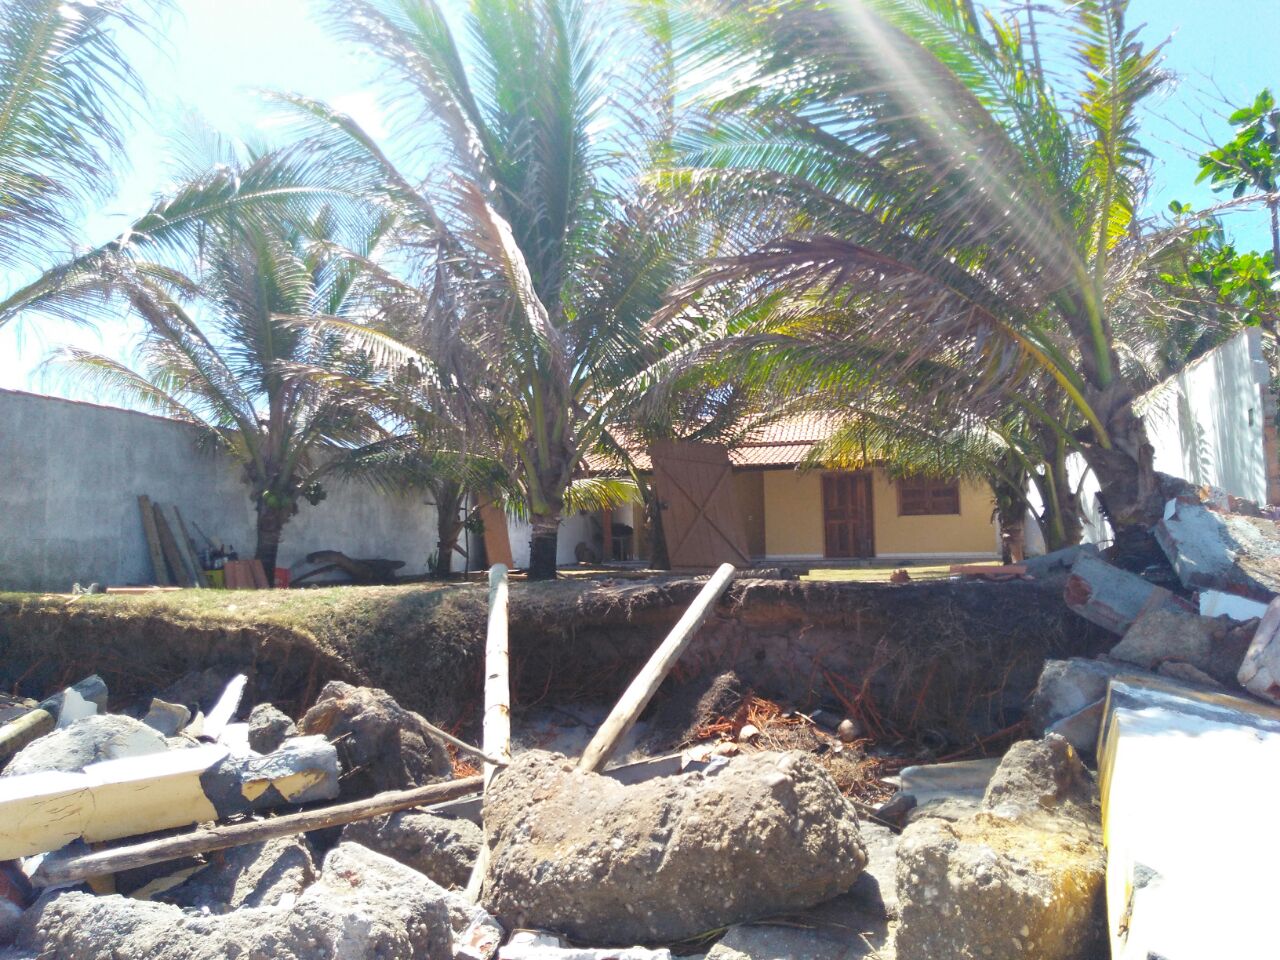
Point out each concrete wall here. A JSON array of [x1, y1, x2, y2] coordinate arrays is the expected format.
[[0, 390, 606, 591], [1135, 327, 1277, 505], [756, 466, 998, 560]]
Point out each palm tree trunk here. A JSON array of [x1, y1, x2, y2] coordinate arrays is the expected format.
[[1079, 401, 1162, 547], [527, 513, 560, 580], [644, 482, 670, 570], [254, 505, 290, 585], [432, 480, 465, 579]]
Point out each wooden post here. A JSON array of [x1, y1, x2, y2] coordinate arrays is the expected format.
[[464, 563, 512, 902], [31, 775, 483, 887], [578, 563, 735, 773]]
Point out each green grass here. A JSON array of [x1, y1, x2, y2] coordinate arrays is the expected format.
[[801, 564, 957, 583]]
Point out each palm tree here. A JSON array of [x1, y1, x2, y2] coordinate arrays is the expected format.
[[277, 0, 698, 578], [0, 0, 159, 280], [657, 0, 1206, 548], [50, 214, 409, 575]]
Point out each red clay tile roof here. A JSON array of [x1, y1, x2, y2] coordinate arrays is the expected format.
[[588, 415, 845, 473]]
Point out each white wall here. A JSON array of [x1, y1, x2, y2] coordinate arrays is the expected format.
[[1025, 329, 1274, 554], [0, 389, 607, 591]]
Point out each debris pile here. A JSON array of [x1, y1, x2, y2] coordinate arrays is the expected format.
[[1038, 478, 1280, 752]]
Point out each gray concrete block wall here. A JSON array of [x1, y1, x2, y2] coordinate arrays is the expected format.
[[0, 389, 442, 591]]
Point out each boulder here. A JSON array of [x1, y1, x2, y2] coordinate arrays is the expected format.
[[298, 682, 451, 798], [705, 923, 854, 960], [159, 835, 317, 912], [481, 751, 867, 944], [142, 699, 191, 738], [1028, 658, 1129, 732], [1, 715, 167, 778], [342, 810, 481, 889], [14, 842, 453, 960], [1109, 606, 1250, 685], [981, 736, 1095, 817], [1045, 700, 1106, 754], [895, 736, 1105, 960], [247, 703, 297, 754]]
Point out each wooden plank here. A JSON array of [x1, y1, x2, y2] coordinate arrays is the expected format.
[[578, 562, 736, 773], [159, 504, 202, 588], [31, 775, 483, 887], [152, 506, 196, 588], [478, 494, 514, 568], [169, 507, 205, 589], [248, 559, 269, 589], [137, 495, 174, 586]]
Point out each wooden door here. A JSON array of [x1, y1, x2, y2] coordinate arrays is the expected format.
[[822, 472, 874, 558], [649, 440, 750, 569]]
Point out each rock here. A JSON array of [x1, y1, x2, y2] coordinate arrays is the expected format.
[[14, 842, 453, 960], [896, 815, 1105, 960], [1110, 605, 1250, 685], [142, 699, 191, 738], [981, 735, 1095, 818], [836, 718, 861, 742], [1063, 554, 1183, 635], [480, 750, 867, 945], [444, 895, 503, 960], [1028, 658, 1130, 731], [342, 810, 481, 890], [247, 703, 296, 754], [1, 715, 167, 778], [1238, 596, 1280, 703], [895, 736, 1105, 960], [1024, 544, 1099, 584], [206, 735, 341, 815], [1154, 496, 1280, 602], [298, 682, 451, 798], [159, 835, 317, 912]]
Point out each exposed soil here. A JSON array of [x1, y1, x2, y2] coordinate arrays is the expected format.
[[0, 576, 1111, 749]]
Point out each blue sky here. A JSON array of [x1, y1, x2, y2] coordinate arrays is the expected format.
[[1, 0, 1277, 396]]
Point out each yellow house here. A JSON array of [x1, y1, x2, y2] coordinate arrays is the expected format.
[[597, 417, 1000, 565]]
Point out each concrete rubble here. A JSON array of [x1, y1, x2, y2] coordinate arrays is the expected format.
[[896, 737, 1106, 960], [341, 809, 481, 890], [479, 750, 868, 944], [246, 702, 296, 754]]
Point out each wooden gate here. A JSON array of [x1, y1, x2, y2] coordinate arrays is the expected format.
[[649, 440, 750, 569], [822, 472, 874, 558]]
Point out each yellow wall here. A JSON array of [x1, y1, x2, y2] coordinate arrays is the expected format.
[[734, 471, 766, 558], [870, 471, 997, 557], [756, 467, 997, 559], [761, 470, 825, 557]]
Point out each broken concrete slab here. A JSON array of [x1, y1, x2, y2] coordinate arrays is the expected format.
[[13, 842, 453, 960], [1029, 658, 1130, 731], [1199, 589, 1268, 621], [981, 735, 1095, 818], [1109, 605, 1251, 685], [897, 757, 1000, 808], [1099, 674, 1280, 960], [341, 809, 481, 890], [247, 703, 296, 754], [499, 929, 671, 960], [704, 923, 856, 960], [159, 835, 316, 911], [1063, 554, 1183, 635], [1154, 497, 1280, 601], [1045, 699, 1106, 753], [481, 750, 867, 945], [1, 715, 167, 778], [299, 681, 451, 799]]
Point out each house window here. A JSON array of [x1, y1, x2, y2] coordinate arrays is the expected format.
[[897, 477, 961, 516]]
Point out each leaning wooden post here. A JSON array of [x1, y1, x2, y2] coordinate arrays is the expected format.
[[578, 563, 736, 774], [464, 563, 511, 902]]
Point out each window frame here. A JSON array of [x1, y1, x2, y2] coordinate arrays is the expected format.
[[896, 476, 962, 517]]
